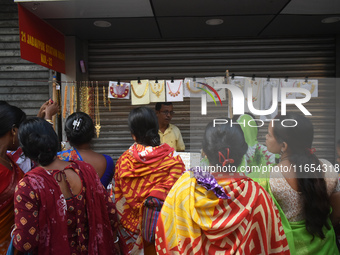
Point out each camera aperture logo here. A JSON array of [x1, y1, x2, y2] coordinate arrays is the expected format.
[[200, 83, 312, 117]]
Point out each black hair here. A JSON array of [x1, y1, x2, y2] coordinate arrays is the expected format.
[[65, 112, 95, 147], [155, 102, 173, 111], [337, 139, 340, 148], [128, 107, 160, 147], [202, 118, 248, 168], [0, 101, 26, 137], [273, 113, 330, 239], [19, 117, 60, 166]]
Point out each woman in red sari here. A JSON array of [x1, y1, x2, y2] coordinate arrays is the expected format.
[[115, 107, 185, 254], [13, 117, 120, 255], [0, 101, 26, 255]]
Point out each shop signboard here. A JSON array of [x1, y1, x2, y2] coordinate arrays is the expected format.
[[18, 4, 65, 74]]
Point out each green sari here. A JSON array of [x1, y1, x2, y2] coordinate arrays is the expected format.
[[250, 171, 339, 255]]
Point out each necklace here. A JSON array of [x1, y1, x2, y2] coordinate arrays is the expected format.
[[63, 85, 68, 119], [245, 80, 260, 102], [70, 84, 74, 115], [296, 81, 316, 95], [150, 81, 164, 98], [167, 81, 182, 97], [110, 83, 129, 98], [186, 81, 203, 93], [95, 82, 101, 138], [131, 82, 149, 99], [103, 86, 106, 106]]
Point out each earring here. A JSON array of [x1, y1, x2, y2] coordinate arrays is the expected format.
[[280, 149, 284, 155]]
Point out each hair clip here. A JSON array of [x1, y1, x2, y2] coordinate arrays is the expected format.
[[308, 147, 316, 154], [72, 118, 82, 131], [218, 148, 235, 167]]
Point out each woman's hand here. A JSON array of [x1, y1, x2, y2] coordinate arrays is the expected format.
[[44, 100, 59, 120], [37, 100, 49, 118]]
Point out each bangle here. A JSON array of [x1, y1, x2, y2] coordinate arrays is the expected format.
[[114, 236, 119, 244], [46, 119, 53, 125]]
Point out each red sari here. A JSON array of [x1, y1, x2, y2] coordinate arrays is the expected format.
[[0, 157, 23, 255]]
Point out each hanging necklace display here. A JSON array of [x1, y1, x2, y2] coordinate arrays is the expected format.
[[94, 82, 101, 138], [294, 78, 318, 98], [131, 79, 150, 105], [205, 77, 227, 102], [279, 79, 295, 102], [84, 82, 89, 116], [70, 84, 74, 115], [149, 80, 165, 102], [103, 86, 106, 107], [108, 99, 111, 111], [63, 85, 68, 119], [260, 77, 279, 121], [109, 81, 130, 99], [166, 79, 183, 102], [183, 78, 205, 98], [90, 81, 96, 120], [74, 81, 78, 113]]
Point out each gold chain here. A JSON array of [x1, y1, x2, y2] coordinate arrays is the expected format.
[[103, 86, 106, 107], [70, 85, 74, 115], [63, 85, 68, 119], [95, 82, 101, 138], [131, 82, 149, 99], [149, 81, 164, 97]]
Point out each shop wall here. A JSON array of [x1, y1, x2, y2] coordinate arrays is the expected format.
[[0, 0, 50, 116], [87, 37, 337, 163]]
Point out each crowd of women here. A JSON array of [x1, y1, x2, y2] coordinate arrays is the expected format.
[[1, 99, 340, 255]]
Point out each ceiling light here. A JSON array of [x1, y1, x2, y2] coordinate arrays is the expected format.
[[94, 21, 111, 28], [321, 17, 340, 24], [206, 19, 224, 26]]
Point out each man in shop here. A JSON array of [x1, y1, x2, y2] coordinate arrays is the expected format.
[[155, 102, 185, 152]]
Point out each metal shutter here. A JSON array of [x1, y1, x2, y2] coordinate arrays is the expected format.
[[88, 36, 336, 163], [0, 0, 50, 117]]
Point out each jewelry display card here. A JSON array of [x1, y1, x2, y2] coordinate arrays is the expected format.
[[228, 76, 246, 118], [183, 78, 206, 98], [260, 78, 279, 121], [205, 76, 227, 102], [149, 80, 165, 102], [131, 80, 150, 105], [293, 79, 318, 98], [244, 77, 262, 113], [278, 80, 296, 102], [108, 81, 130, 99], [166, 79, 184, 102]]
